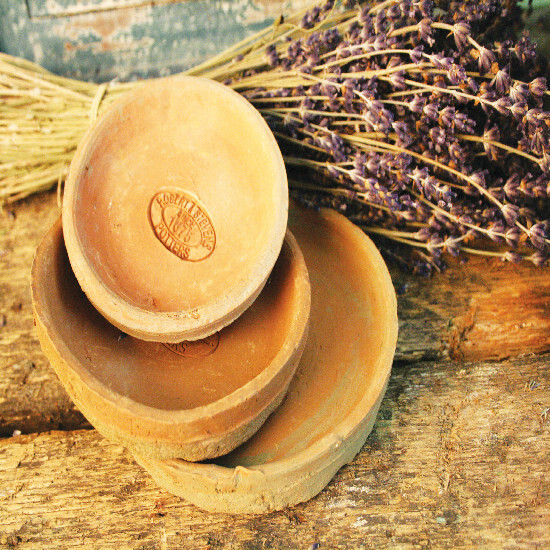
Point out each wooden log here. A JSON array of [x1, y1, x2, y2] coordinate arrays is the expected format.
[[1, 353, 549, 548], [2, 191, 550, 434]]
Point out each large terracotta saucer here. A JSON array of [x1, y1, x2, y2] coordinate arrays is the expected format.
[[134, 202, 398, 512], [32, 220, 310, 461]]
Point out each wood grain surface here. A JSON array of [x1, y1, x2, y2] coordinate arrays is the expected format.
[[1, 191, 549, 548], [1, 355, 548, 549]]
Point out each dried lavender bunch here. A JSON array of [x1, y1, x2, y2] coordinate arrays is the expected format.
[[1, 0, 548, 273], [203, 0, 549, 273]]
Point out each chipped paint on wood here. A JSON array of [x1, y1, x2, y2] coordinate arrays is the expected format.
[[0, 0, 307, 82]]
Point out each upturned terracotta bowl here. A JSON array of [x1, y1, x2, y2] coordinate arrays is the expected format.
[[63, 75, 288, 342], [134, 202, 398, 513], [32, 219, 310, 461]]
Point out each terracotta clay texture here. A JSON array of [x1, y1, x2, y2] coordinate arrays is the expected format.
[[134, 203, 398, 513], [31, 220, 310, 461], [62, 75, 288, 342]]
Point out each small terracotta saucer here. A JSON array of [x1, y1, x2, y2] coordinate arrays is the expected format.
[[133, 202, 398, 513], [32, 219, 310, 461], [62, 75, 288, 342]]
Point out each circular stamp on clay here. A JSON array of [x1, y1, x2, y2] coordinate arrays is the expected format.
[[148, 187, 216, 262], [163, 333, 220, 357]]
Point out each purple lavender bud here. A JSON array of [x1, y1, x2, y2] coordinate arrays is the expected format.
[[449, 142, 464, 161], [501, 203, 520, 225], [374, 10, 387, 34], [410, 45, 424, 64], [444, 237, 461, 257], [427, 235, 443, 254], [492, 96, 512, 116], [448, 64, 467, 85], [509, 101, 527, 121], [491, 68, 511, 95], [453, 112, 474, 133], [373, 34, 388, 51], [482, 125, 500, 159], [393, 0, 410, 16], [467, 78, 479, 94], [429, 53, 452, 71], [488, 220, 506, 243], [477, 46, 495, 74], [301, 13, 313, 29], [439, 106, 456, 128], [529, 77, 547, 99], [423, 102, 439, 120], [505, 226, 521, 248], [495, 40, 512, 63], [389, 71, 406, 90], [515, 33, 538, 64], [458, 214, 473, 227], [366, 154, 380, 175], [478, 91, 495, 115], [414, 227, 431, 241], [353, 152, 366, 171], [358, 6, 371, 25], [429, 127, 446, 147], [350, 168, 365, 188], [387, 4, 401, 22], [392, 121, 411, 142], [418, 0, 434, 17], [529, 222, 548, 249], [452, 22, 471, 51], [529, 251, 548, 267], [509, 81, 529, 104], [541, 153, 550, 174], [470, 171, 487, 188], [503, 251, 522, 264], [418, 18, 434, 46], [409, 94, 426, 114], [531, 128, 548, 156], [534, 174, 548, 195], [525, 108, 543, 128], [328, 98, 341, 112], [504, 174, 520, 199], [387, 56, 402, 70], [321, 81, 337, 99], [425, 176, 440, 198]]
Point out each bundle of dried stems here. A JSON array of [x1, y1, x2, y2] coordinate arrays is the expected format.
[[1, 0, 549, 272]]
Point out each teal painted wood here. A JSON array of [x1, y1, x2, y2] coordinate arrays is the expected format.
[[0, 0, 301, 82]]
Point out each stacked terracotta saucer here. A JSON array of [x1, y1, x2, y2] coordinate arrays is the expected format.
[[31, 75, 398, 513]]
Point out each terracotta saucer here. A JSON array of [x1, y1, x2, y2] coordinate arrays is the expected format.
[[32, 219, 310, 461], [62, 75, 288, 342], [134, 202, 398, 513]]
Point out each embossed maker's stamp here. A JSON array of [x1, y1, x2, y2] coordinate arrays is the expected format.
[[149, 187, 216, 262], [163, 332, 220, 357]]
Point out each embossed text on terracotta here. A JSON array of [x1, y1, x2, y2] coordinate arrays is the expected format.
[[163, 332, 220, 357], [149, 187, 216, 262]]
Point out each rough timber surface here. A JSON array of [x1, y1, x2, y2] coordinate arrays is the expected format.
[[1, 355, 549, 549], [1, 191, 550, 548]]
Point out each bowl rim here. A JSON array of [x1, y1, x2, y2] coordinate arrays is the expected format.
[[134, 205, 398, 510], [62, 74, 289, 343], [32, 218, 310, 427]]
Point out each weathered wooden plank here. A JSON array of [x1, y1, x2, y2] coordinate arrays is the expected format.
[[0, 193, 90, 437], [2, 190, 550, 435], [392, 254, 550, 363], [1, 354, 549, 548], [0, 0, 308, 83]]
